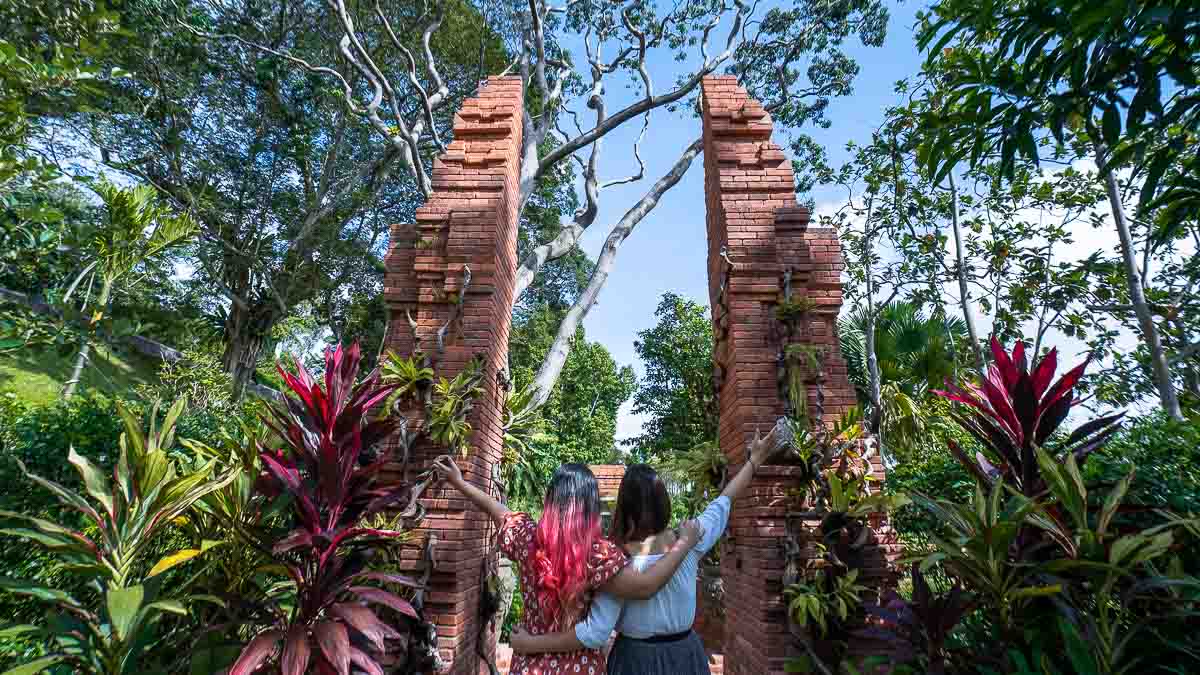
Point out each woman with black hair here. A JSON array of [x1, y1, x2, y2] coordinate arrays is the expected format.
[[432, 457, 703, 675], [508, 432, 783, 674]]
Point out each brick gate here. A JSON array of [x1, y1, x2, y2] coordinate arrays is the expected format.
[[699, 76, 897, 673], [383, 76, 524, 674], [384, 74, 895, 674]]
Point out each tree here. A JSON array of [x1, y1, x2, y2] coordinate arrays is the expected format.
[[508, 304, 636, 466], [1, 182, 100, 296], [840, 300, 968, 400], [626, 293, 717, 461], [0, 0, 121, 191], [215, 0, 889, 413], [73, 0, 507, 398], [839, 300, 967, 454], [915, 0, 1198, 419], [62, 182, 197, 398]]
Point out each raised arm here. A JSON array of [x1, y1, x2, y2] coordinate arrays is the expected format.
[[432, 455, 509, 526], [600, 519, 703, 599], [721, 421, 789, 503]]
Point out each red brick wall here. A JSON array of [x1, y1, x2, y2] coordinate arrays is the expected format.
[[382, 75, 524, 674], [700, 76, 897, 675], [589, 464, 626, 502]]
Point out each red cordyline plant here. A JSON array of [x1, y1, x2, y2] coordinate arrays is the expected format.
[[934, 337, 1125, 497], [231, 343, 433, 675]]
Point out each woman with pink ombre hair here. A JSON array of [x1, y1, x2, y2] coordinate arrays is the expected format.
[[433, 457, 701, 675]]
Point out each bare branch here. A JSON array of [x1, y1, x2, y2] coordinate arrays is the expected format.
[[375, 0, 446, 153], [600, 113, 648, 189], [529, 137, 705, 406]]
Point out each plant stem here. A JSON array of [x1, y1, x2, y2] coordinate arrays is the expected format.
[[948, 173, 984, 373]]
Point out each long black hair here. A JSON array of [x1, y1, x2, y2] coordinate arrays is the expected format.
[[533, 463, 602, 618], [610, 463, 672, 546]]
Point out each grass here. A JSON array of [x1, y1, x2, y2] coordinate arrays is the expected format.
[[0, 343, 162, 405]]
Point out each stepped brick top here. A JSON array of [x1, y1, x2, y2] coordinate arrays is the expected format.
[[700, 75, 898, 675]]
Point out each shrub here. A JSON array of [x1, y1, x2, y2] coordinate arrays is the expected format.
[[230, 343, 441, 675], [867, 339, 1200, 673], [0, 398, 238, 674], [1084, 412, 1200, 515]]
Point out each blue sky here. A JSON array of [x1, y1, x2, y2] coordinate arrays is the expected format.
[[554, 2, 928, 440]]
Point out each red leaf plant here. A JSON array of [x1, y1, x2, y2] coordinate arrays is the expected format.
[[934, 337, 1124, 497], [231, 343, 433, 675], [856, 563, 976, 674]]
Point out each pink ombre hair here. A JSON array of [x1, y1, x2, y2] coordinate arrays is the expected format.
[[532, 463, 603, 622]]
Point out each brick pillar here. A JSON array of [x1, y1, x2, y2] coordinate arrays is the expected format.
[[700, 76, 897, 675], [382, 76, 524, 674]]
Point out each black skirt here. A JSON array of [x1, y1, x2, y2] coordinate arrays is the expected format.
[[606, 631, 711, 675]]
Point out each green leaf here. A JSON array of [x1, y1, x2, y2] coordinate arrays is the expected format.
[[1110, 534, 1145, 566], [0, 528, 87, 552], [68, 448, 113, 519], [1098, 468, 1134, 536], [1, 655, 70, 675], [1009, 584, 1062, 599], [1102, 105, 1120, 147], [1137, 150, 1173, 216], [0, 578, 83, 608], [140, 599, 188, 621], [0, 624, 41, 639], [13, 460, 102, 525], [1059, 617, 1098, 674], [107, 584, 146, 641]]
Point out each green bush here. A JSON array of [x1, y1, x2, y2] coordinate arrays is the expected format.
[[884, 398, 976, 546], [1084, 412, 1200, 514], [0, 387, 256, 635]]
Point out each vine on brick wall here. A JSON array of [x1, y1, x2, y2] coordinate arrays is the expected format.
[[773, 276, 907, 674]]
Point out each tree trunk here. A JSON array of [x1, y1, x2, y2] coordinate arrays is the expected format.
[[62, 278, 113, 400], [1096, 150, 1183, 421], [862, 196, 883, 439], [948, 174, 985, 373], [222, 301, 276, 401], [62, 340, 91, 399]]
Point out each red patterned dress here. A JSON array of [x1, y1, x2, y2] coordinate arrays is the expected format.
[[500, 512, 628, 675]]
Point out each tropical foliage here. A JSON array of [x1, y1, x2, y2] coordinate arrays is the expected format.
[[934, 338, 1124, 496], [860, 341, 1200, 674], [0, 398, 237, 674], [230, 342, 438, 675], [1, 0, 1198, 672]]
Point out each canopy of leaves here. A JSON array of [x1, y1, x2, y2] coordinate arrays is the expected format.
[[626, 293, 717, 461], [506, 304, 636, 509], [916, 0, 1199, 233], [840, 300, 969, 401]]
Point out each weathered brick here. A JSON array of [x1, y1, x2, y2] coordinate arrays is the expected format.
[[701, 75, 898, 675], [381, 76, 523, 674]]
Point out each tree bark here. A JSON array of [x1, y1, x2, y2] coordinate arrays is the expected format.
[[1096, 150, 1183, 421], [222, 301, 278, 401], [62, 341, 91, 400], [529, 139, 703, 407], [62, 277, 113, 400], [948, 174, 985, 373], [862, 196, 883, 438]]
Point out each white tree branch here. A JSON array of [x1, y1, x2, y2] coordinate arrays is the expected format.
[[529, 137, 704, 407]]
